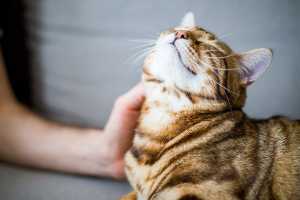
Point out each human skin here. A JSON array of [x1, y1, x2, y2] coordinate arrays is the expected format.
[[0, 44, 145, 179]]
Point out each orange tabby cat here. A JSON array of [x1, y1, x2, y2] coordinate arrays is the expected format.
[[120, 12, 300, 200]]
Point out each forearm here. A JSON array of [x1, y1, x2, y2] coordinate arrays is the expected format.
[[0, 43, 145, 179], [0, 44, 113, 176], [0, 102, 108, 176]]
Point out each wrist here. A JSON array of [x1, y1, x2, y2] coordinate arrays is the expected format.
[[100, 133, 128, 180], [62, 128, 109, 177], [71, 128, 124, 179]]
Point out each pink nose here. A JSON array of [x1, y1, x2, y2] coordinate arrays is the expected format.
[[175, 30, 187, 39]]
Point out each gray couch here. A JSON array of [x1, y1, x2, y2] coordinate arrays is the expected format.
[[1, 0, 300, 199]]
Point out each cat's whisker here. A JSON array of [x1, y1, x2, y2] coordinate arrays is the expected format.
[[190, 60, 221, 111], [131, 65, 146, 75], [217, 16, 236, 36], [182, 44, 220, 79], [189, 60, 217, 106], [130, 48, 156, 68], [191, 55, 219, 78], [199, 59, 233, 112], [124, 47, 154, 63], [131, 51, 153, 68], [126, 39, 157, 44], [218, 30, 242, 39], [191, 60, 240, 96], [147, 26, 162, 36], [184, 45, 240, 96], [133, 48, 155, 65], [202, 53, 235, 59], [124, 47, 155, 67], [196, 57, 240, 71], [199, 60, 233, 112], [140, 32, 160, 39], [199, 50, 222, 53], [126, 43, 156, 51]]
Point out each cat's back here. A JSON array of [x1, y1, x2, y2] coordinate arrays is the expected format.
[[160, 116, 300, 199], [251, 116, 300, 165], [125, 115, 300, 200], [256, 116, 300, 199], [231, 116, 300, 199]]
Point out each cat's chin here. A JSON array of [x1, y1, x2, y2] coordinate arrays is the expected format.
[[158, 33, 197, 76], [157, 43, 197, 76], [174, 48, 197, 75]]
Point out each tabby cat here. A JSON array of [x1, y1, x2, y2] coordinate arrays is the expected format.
[[120, 12, 300, 200]]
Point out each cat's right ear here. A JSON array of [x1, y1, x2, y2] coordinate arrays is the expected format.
[[180, 12, 196, 28], [235, 48, 273, 87]]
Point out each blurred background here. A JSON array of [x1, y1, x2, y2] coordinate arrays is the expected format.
[[0, 0, 300, 199], [1, 0, 300, 128]]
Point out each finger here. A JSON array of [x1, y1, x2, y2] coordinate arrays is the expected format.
[[121, 82, 145, 111], [105, 82, 145, 135]]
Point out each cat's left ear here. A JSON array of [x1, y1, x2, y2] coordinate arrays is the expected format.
[[180, 12, 196, 28], [235, 48, 273, 87]]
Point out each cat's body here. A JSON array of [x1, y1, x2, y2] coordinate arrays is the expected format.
[[125, 112, 300, 199], [120, 13, 300, 200]]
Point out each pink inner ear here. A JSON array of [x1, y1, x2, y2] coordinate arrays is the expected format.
[[248, 56, 270, 82], [237, 49, 272, 87]]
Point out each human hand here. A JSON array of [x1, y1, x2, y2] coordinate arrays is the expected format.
[[100, 82, 145, 179]]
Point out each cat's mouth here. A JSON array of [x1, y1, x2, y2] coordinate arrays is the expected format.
[[172, 40, 197, 75], [179, 55, 197, 75]]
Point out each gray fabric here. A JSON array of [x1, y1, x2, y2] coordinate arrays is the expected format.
[[1, 1, 299, 200], [0, 162, 131, 200], [24, 0, 300, 128]]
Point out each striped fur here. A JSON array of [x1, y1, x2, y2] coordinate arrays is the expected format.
[[120, 14, 300, 200]]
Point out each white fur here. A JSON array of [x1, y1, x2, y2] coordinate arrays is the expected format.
[[140, 104, 173, 132], [145, 32, 211, 111]]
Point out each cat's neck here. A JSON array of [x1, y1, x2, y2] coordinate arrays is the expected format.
[[137, 97, 244, 142], [142, 77, 234, 116]]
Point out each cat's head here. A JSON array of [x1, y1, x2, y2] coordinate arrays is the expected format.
[[142, 12, 272, 113]]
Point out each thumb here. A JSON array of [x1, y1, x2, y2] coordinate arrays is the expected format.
[[119, 82, 145, 112], [104, 82, 145, 139]]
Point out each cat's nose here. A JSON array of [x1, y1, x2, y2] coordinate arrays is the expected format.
[[175, 30, 187, 39]]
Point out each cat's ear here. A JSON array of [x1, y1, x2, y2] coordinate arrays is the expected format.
[[235, 48, 273, 87], [180, 12, 196, 28]]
